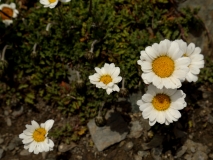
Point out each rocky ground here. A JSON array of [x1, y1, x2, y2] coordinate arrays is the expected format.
[[0, 82, 213, 160], [1, 0, 213, 160]]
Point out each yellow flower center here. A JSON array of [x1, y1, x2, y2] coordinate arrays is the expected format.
[[152, 56, 175, 78], [100, 75, 112, 85], [33, 128, 46, 142], [49, 0, 56, 3], [152, 94, 171, 111], [0, 7, 13, 20]]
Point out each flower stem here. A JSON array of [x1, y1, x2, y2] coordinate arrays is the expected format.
[[1, 45, 10, 60]]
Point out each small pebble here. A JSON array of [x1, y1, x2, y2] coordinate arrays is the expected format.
[[124, 141, 134, 151], [190, 147, 195, 153], [20, 149, 30, 156]]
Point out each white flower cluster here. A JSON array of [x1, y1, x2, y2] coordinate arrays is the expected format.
[[137, 39, 204, 126]]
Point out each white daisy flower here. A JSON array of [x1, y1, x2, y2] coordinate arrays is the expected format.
[[40, 0, 59, 9], [89, 63, 122, 95], [0, 3, 19, 26], [137, 39, 190, 89], [19, 120, 54, 154], [175, 39, 204, 82], [137, 85, 186, 126]]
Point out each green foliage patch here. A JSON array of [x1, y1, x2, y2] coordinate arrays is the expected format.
[[0, 0, 203, 140]]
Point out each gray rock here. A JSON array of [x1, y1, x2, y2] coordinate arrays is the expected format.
[[8, 136, 22, 151], [184, 139, 196, 154], [196, 143, 210, 154], [137, 150, 150, 158], [0, 149, 4, 159], [208, 114, 213, 124], [176, 146, 187, 158], [20, 149, 30, 156], [58, 142, 77, 152], [128, 121, 143, 138], [87, 109, 129, 151], [140, 118, 151, 131], [192, 151, 208, 160], [190, 147, 196, 153], [184, 154, 192, 160], [141, 134, 163, 150], [12, 106, 23, 117], [179, 0, 213, 57], [151, 147, 163, 160], [124, 141, 134, 151], [134, 154, 142, 160], [128, 91, 143, 112]]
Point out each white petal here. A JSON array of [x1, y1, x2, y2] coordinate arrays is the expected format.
[[19, 133, 27, 139], [152, 75, 163, 89], [149, 109, 158, 122], [142, 72, 155, 84], [106, 88, 113, 95], [147, 85, 157, 96], [44, 119, 54, 132], [171, 90, 184, 101], [48, 139, 54, 148], [189, 66, 200, 74], [89, 74, 100, 82], [192, 47, 201, 55], [156, 112, 166, 124], [158, 40, 168, 55], [113, 76, 122, 83], [170, 102, 185, 110], [167, 42, 181, 60], [163, 88, 176, 96], [94, 67, 103, 75], [186, 72, 198, 82], [175, 57, 190, 69], [111, 67, 120, 78], [168, 108, 181, 119], [165, 110, 173, 123], [172, 70, 188, 80], [149, 119, 157, 126], [34, 145, 39, 154], [142, 94, 153, 103], [142, 106, 153, 119], [24, 143, 30, 149], [162, 78, 173, 89], [23, 138, 34, 144], [29, 141, 36, 153], [139, 103, 152, 111], [145, 46, 158, 59], [141, 61, 152, 70], [112, 85, 120, 92], [175, 39, 187, 53], [186, 43, 195, 56], [137, 99, 145, 106], [140, 51, 153, 62], [169, 76, 181, 89]]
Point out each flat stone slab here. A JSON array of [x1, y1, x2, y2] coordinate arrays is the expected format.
[[87, 109, 129, 151]]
